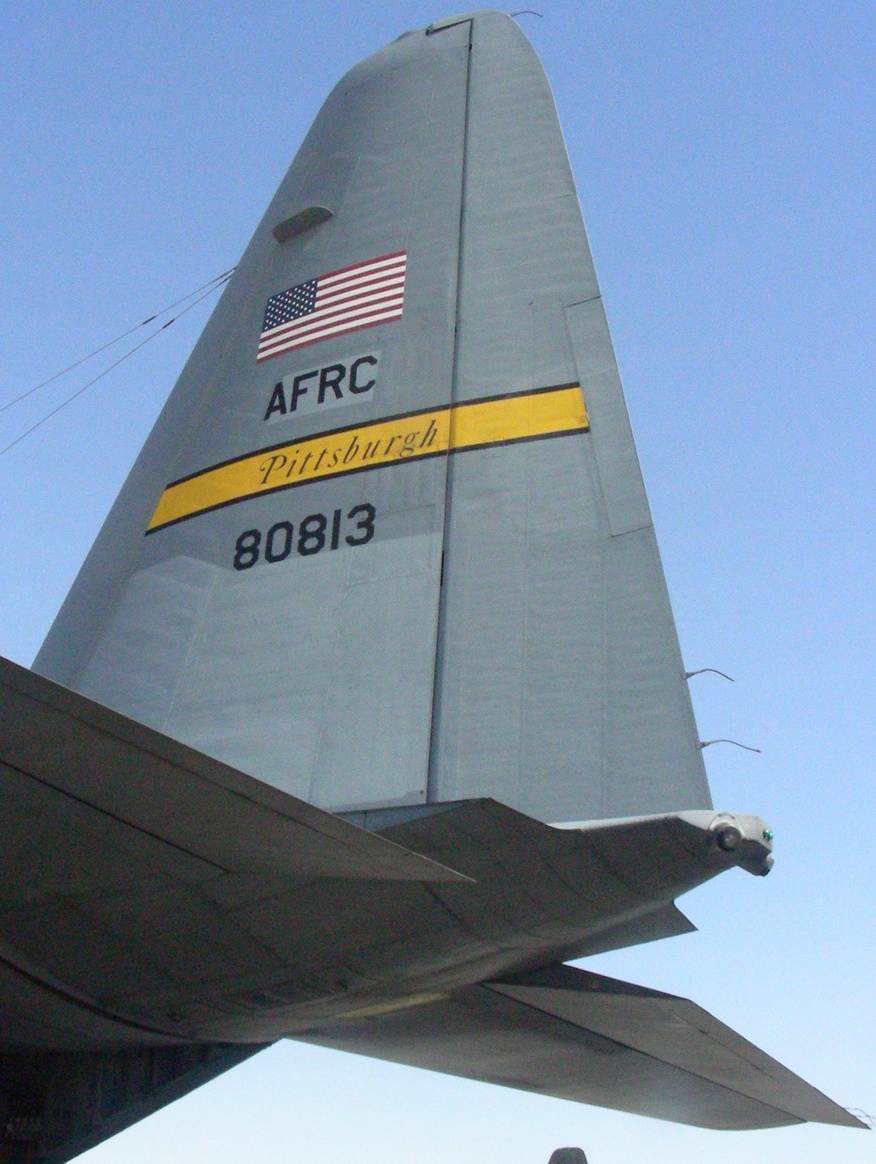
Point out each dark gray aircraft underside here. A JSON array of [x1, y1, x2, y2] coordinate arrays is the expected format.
[[0, 8, 863, 1161], [0, 657, 860, 1161]]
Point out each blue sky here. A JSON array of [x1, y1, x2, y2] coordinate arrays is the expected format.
[[1, 2, 874, 1161]]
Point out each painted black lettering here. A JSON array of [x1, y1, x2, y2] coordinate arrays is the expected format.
[[264, 382, 287, 420], [259, 454, 287, 484], [318, 363, 346, 403], [346, 503, 376, 547], [349, 355, 377, 394], [290, 369, 317, 411], [419, 418, 439, 448], [265, 521, 294, 563], [298, 513, 327, 556], [235, 502, 375, 568], [233, 529, 261, 570]]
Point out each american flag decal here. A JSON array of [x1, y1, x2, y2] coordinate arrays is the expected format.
[[257, 251, 407, 362]]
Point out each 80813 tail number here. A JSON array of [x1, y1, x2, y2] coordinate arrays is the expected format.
[[233, 503, 375, 570]]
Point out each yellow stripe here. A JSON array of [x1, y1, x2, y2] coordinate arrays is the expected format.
[[148, 384, 588, 532]]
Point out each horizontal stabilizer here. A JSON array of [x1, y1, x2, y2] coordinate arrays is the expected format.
[[297, 963, 863, 1130], [0, 687, 777, 1052], [0, 655, 467, 885], [490, 965, 863, 1127], [567, 902, 696, 958]]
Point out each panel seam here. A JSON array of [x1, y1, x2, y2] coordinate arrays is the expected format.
[[425, 21, 474, 803]]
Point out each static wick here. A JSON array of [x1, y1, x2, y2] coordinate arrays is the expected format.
[[699, 739, 761, 754], [844, 1108, 876, 1128], [685, 667, 735, 682]]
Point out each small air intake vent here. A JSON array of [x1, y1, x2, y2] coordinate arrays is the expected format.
[[272, 205, 333, 243]]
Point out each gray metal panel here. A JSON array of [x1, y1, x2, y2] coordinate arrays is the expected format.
[[489, 964, 861, 1127], [77, 527, 442, 805], [75, 555, 219, 733], [0, 666, 761, 1050], [35, 24, 471, 811], [428, 11, 710, 820], [0, 656, 467, 886], [564, 297, 651, 535], [293, 986, 798, 1131], [452, 15, 599, 401], [4, 660, 846, 1133], [562, 902, 697, 960], [298, 962, 860, 1130], [429, 435, 608, 819], [36, 10, 707, 821], [600, 528, 709, 814]]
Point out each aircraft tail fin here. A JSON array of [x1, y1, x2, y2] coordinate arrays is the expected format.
[[34, 9, 708, 826]]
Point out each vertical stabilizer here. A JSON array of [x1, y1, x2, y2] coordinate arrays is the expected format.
[[424, 12, 710, 820], [35, 11, 710, 823]]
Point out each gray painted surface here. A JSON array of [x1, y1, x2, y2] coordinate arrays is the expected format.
[[8, 652, 850, 1153], [302, 961, 855, 1130], [3, 14, 859, 1153], [0, 656, 779, 1044], [425, 13, 709, 817], [35, 22, 469, 810], [35, 11, 707, 823]]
